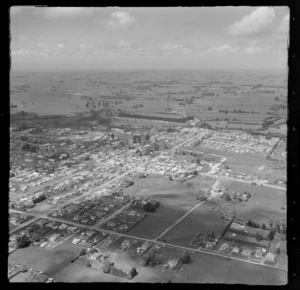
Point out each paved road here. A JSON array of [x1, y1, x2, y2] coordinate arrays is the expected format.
[[9, 208, 287, 272], [9, 130, 287, 273], [202, 172, 286, 191]]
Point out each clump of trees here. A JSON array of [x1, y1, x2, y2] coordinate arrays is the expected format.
[[178, 251, 191, 264], [21, 143, 39, 152], [16, 234, 31, 248], [255, 232, 264, 241], [143, 200, 160, 212], [17, 124, 30, 131], [30, 127, 43, 134], [267, 230, 275, 241], [246, 219, 260, 228], [139, 252, 164, 267], [20, 136, 29, 141], [102, 262, 137, 280], [206, 231, 216, 242]]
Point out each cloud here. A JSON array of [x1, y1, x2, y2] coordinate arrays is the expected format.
[[37, 42, 47, 48], [79, 43, 95, 50], [39, 7, 93, 19], [106, 11, 135, 29], [11, 48, 36, 57], [205, 44, 239, 54], [57, 43, 64, 49], [161, 43, 193, 55], [228, 7, 276, 35], [117, 40, 132, 49], [74, 43, 97, 61], [244, 43, 273, 54], [17, 35, 28, 41], [245, 46, 264, 54], [39, 48, 51, 57]]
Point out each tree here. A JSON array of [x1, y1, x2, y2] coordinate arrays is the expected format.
[[274, 96, 280, 101], [255, 232, 263, 241], [16, 235, 31, 248], [261, 224, 267, 230], [195, 158, 201, 165], [179, 251, 191, 264], [225, 194, 231, 201], [139, 255, 152, 266], [127, 267, 138, 279], [208, 106, 212, 111], [143, 202, 157, 212], [267, 230, 275, 241]]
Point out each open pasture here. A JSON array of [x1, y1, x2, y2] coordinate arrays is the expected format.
[[127, 203, 186, 239], [173, 250, 287, 284], [159, 203, 229, 246], [8, 243, 82, 276]]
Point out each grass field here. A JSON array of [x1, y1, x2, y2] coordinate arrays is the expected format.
[[228, 181, 260, 194], [125, 174, 205, 210], [173, 251, 287, 284], [8, 243, 82, 276], [159, 203, 229, 246], [127, 203, 186, 239], [224, 156, 270, 178]]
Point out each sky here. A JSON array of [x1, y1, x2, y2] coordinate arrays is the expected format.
[[10, 6, 289, 70]]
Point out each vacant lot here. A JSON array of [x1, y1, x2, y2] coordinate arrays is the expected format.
[[159, 203, 229, 246], [212, 184, 286, 226]]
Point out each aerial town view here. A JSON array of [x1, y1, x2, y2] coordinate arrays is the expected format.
[[9, 6, 288, 284]]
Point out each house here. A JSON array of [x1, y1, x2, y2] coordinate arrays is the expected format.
[[58, 223, 68, 230], [164, 259, 178, 269], [205, 241, 215, 249], [265, 252, 276, 262], [81, 218, 88, 224], [241, 248, 252, 256], [232, 246, 240, 253], [255, 249, 264, 258], [49, 233, 60, 242], [219, 243, 229, 251], [119, 224, 129, 231], [71, 238, 81, 245], [73, 215, 80, 221], [47, 221, 58, 229], [107, 221, 116, 227], [86, 230, 96, 237]]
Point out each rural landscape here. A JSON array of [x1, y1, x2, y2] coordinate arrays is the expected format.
[[9, 6, 288, 284]]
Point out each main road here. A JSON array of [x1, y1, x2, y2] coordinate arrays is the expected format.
[[9, 130, 287, 272], [9, 207, 287, 272]]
